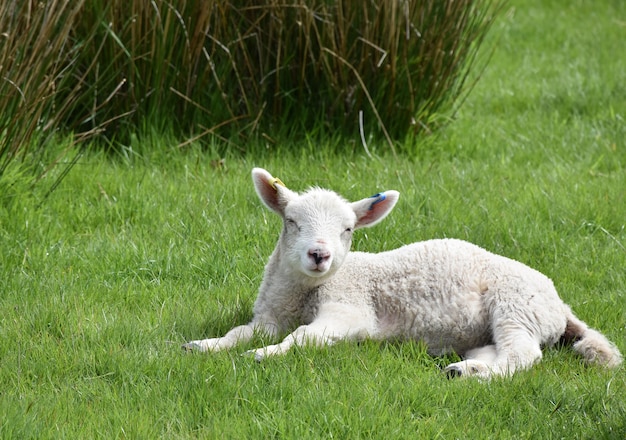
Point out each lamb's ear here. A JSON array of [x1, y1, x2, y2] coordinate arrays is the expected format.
[[251, 168, 297, 215], [351, 190, 400, 229]]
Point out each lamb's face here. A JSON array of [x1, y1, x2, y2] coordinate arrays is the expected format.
[[252, 167, 399, 283], [280, 190, 356, 279]]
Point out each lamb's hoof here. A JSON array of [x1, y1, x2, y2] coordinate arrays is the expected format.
[[445, 366, 463, 379], [444, 361, 492, 380], [182, 342, 200, 352], [242, 349, 263, 362]]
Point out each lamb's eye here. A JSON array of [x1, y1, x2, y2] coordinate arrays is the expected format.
[[344, 227, 353, 234], [285, 218, 299, 230]]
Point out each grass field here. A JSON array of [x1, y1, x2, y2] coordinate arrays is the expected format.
[[2, 0, 625, 438]]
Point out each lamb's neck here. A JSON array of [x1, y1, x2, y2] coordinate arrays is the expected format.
[[259, 246, 318, 296], [253, 245, 323, 329]]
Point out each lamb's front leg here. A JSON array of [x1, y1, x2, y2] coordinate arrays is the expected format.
[[183, 321, 278, 352], [249, 302, 374, 361]]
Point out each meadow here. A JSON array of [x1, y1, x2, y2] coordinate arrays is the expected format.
[[1, 0, 625, 438]]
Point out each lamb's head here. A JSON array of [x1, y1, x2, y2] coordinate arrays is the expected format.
[[252, 168, 399, 281]]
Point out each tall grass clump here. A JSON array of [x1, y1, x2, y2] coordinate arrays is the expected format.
[[0, 1, 89, 198], [0, 0, 502, 194], [228, 0, 503, 140], [70, 0, 502, 146]]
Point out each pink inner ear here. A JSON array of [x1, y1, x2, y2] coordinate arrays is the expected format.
[[252, 169, 289, 215], [368, 193, 386, 210], [260, 183, 278, 207], [355, 191, 398, 228], [256, 179, 280, 212], [358, 207, 381, 227]]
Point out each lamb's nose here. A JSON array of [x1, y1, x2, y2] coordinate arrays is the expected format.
[[309, 249, 330, 265]]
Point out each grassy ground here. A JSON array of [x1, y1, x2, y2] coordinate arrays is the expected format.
[[2, 0, 625, 438]]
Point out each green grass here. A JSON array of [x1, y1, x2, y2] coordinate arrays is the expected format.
[[2, 0, 626, 438]]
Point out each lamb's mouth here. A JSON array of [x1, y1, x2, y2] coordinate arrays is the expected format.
[[303, 265, 331, 277]]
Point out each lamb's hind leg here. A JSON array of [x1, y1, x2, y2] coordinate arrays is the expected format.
[[444, 345, 497, 378], [445, 329, 542, 379]]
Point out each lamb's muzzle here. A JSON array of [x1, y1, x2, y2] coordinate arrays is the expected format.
[[309, 248, 330, 266]]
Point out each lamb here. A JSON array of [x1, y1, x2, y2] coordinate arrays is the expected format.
[[184, 167, 623, 378]]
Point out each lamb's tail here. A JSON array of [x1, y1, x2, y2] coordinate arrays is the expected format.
[[562, 312, 622, 368]]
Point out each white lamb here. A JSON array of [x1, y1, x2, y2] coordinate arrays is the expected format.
[[184, 168, 623, 378]]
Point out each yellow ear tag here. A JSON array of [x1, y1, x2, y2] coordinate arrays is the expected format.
[[269, 177, 286, 190]]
